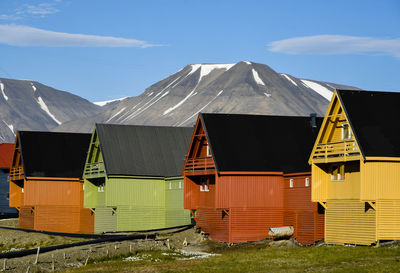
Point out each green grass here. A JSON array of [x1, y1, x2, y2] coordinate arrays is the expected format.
[[61, 243, 400, 273]]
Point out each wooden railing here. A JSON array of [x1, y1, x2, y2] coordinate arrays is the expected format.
[[313, 140, 360, 162], [184, 157, 215, 173], [84, 162, 105, 177], [9, 167, 24, 180]]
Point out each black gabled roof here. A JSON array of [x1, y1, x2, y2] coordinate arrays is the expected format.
[[18, 131, 91, 178], [337, 89, 400, 158], [96, 124, 193, 177], [201, 113, 322, 173]]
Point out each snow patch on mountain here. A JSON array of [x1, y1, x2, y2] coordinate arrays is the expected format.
[[177, 90, 224, 126], [36, 96, 61, 125], [94, 97, 128, 106], [0, 83, 8, 101], [31, 83, 37, 92], [281, 74, 298, 86], [123, 91, 170, 121], [300, 80, 333, 101], [3, 121, 14, 135], [252, 69, 265, 86], [106, 107, 126, 122], [189, 64, 235, 83], [264, 93, 272, 97]]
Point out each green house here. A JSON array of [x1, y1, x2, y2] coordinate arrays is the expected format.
[[83, 124, 193, 233]]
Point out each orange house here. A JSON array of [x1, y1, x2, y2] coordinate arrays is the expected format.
[[9, 131, 93, 233], [184, 113, 324, 245], [0, 143, 18, 217]]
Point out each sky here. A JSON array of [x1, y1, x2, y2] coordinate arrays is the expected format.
[[0, 0, 399, 102]]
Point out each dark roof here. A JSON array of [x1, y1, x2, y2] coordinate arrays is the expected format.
[[201, 113, 322, 173], [18, 131, 91, 178], [337, 89, 400, 157], [0, 143, 13, 169], [96, 124, 193, 177]]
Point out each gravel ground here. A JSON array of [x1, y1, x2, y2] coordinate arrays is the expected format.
[[0, 219, 204, 272]]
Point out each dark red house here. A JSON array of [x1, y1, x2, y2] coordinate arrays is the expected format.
[[183, 113, 324, 245]]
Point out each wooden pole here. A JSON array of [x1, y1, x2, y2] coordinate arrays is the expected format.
[[2, 259, 6, 271], [33, 247, 40, 264], [51, 254, 55, 272]]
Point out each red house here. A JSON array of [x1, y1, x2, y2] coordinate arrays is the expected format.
[[183, 113, 324, 245]]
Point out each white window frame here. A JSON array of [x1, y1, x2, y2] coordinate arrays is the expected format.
[[169, 182, 172, 190], [289, 179, 294, 188], [179, 181, 182, 189], [342, 123, 352, 140], [305, 177, 310, 187], [206, 145, 211, 157]]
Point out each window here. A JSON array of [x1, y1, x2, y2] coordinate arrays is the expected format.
[[21, 188, 24, 193], [200, 177, 210, 192], [169, 182, 172, 190], [331, 164, 345, 181], [179, 181, 182, 189], [289, 179, 294, 188], [206, 144, 211, 157], [342, 123, 351, 140], [305, 178, 310, 187]]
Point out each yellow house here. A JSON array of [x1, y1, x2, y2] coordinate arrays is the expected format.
[[309, 89, 400, 245]]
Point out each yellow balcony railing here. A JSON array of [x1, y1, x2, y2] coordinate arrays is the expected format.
[[9, 167, 24, 180], [313, 140, 360, 162]]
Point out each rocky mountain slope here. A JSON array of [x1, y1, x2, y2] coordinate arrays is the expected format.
[[0, 78, 102, 142], [56, 61, 358, 133]]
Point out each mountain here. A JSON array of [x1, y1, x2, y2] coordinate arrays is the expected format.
[[0, 78, 102, 142], [55, 61, 358, 133]]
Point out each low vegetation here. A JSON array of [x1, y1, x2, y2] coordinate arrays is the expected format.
[[62, 242, 400, 273]]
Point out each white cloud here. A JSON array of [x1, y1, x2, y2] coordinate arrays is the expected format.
[[0, 25, 161, 48], [0, 14, 21, 21], [268, 35, 400, 58], [19, 3, 60, 15]]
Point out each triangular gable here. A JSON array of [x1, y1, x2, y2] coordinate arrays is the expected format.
[[9, 134, 24, 180], [83, 125, 106, 179], [183, 115, 216, 175], [309, 90, 362, 164]]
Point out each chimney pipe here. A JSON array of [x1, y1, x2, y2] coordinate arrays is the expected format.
[[310, 113, 317, 128]]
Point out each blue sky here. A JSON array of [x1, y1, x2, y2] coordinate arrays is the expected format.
[[0, 0, 399, 102]]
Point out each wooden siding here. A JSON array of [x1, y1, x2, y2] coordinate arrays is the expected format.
[[376, 200, 400, 240], [34, 206, 81, 233], [19, 206, 34, 229], [184, 176, 200, 210], [80, 208, 94, 234], [216, 175, 284, 209], [84, 179, 106, 208], [105, 177, 165, 207], [196, 207, 229, 242], [284, 175, 324, 245], [361, 161, 400, 201], [94, 207, 116, 233], [24, 180, 81, 206], [9, 180, 24, 207], [116, 206, 166, 231], [325, 199, 376, 245], [230, 207, 284, 243]]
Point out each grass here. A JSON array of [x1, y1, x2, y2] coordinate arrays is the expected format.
[[0, 236, 88, 253], [61, 243, 400, 273]]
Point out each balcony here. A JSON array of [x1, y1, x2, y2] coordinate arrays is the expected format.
[[312, 140, 361, 163], [184, 157, 215, 175], [83, 162, 106, 178], [9, 166, 24, 181]]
